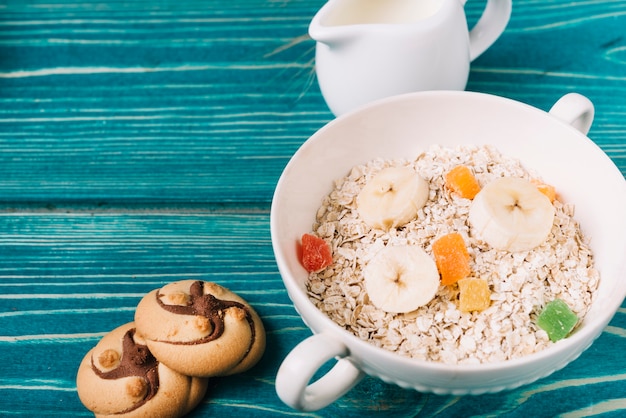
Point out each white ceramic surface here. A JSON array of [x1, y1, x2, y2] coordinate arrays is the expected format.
[[271, 91, 626, 411], [309, 0, 512, 116]]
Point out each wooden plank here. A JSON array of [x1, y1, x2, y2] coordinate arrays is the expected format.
[[0, 0, 625, 416], [0, 0, 327, 202], [0, 211, 625, 416], [0, 0, 623, 203]]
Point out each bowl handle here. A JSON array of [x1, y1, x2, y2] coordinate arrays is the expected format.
[[275, 332, 365, 411], [548, 93, 595, 135]]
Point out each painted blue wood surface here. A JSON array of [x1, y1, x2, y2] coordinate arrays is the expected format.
[[0, 0, 625, 417]]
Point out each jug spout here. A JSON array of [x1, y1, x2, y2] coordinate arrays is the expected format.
[[308, 0, 360, 47], [309, 23, 356, 48], [309, 0, 446, 46]]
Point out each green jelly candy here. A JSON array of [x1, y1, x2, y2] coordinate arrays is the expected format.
[[537, 299, 578, 342]]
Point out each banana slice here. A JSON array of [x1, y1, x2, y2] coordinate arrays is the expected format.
[[363, 245, 439, 313], [468, 177, 555, 252], [356, 167, 429, 230]]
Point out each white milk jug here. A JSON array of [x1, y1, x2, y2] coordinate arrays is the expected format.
[[309, 0, 512, 116]]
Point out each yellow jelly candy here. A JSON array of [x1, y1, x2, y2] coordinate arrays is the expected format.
[[458, 277, 491, 312]]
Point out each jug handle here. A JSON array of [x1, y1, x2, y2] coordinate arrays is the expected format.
[[468, 0, 512, 61]]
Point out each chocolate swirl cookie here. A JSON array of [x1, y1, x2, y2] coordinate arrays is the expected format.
[[134, 280, 266, 377], [76, 322, 208, 418]]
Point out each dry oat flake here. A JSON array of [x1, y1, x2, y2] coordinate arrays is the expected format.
[[306, 144, 599, 365]]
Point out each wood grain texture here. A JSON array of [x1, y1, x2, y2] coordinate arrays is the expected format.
[[0, 0, 324, 203], [0, 0, 624, 417]]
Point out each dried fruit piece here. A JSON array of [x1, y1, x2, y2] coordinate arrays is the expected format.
[[531, 179, 557, 203], [445, 165, 481, 199], [536, 299, 578, 342], [457, 278, 491, 312], [432, 232, 471, 286], [300, 233, 333, 273]]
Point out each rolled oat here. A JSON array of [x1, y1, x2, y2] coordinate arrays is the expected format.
[[306, 145, 599, 364]]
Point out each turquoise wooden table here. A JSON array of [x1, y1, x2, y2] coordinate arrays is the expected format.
[[1, 0, 625, 416]]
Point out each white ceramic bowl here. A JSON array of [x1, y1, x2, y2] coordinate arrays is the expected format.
[[271, 91, 626, 411]]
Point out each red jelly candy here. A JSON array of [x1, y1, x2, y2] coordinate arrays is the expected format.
[[300, 233, 333, 273]]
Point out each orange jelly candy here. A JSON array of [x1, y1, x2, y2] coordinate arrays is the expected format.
[[532, 180, 557, 203], [445, 165, 481, 200], [432, 232, 471, 286], [458, 277, 491, 312]]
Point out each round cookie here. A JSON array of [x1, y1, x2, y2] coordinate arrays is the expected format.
[[76, 322, 208, 418], [134, 280, 266, 377]]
